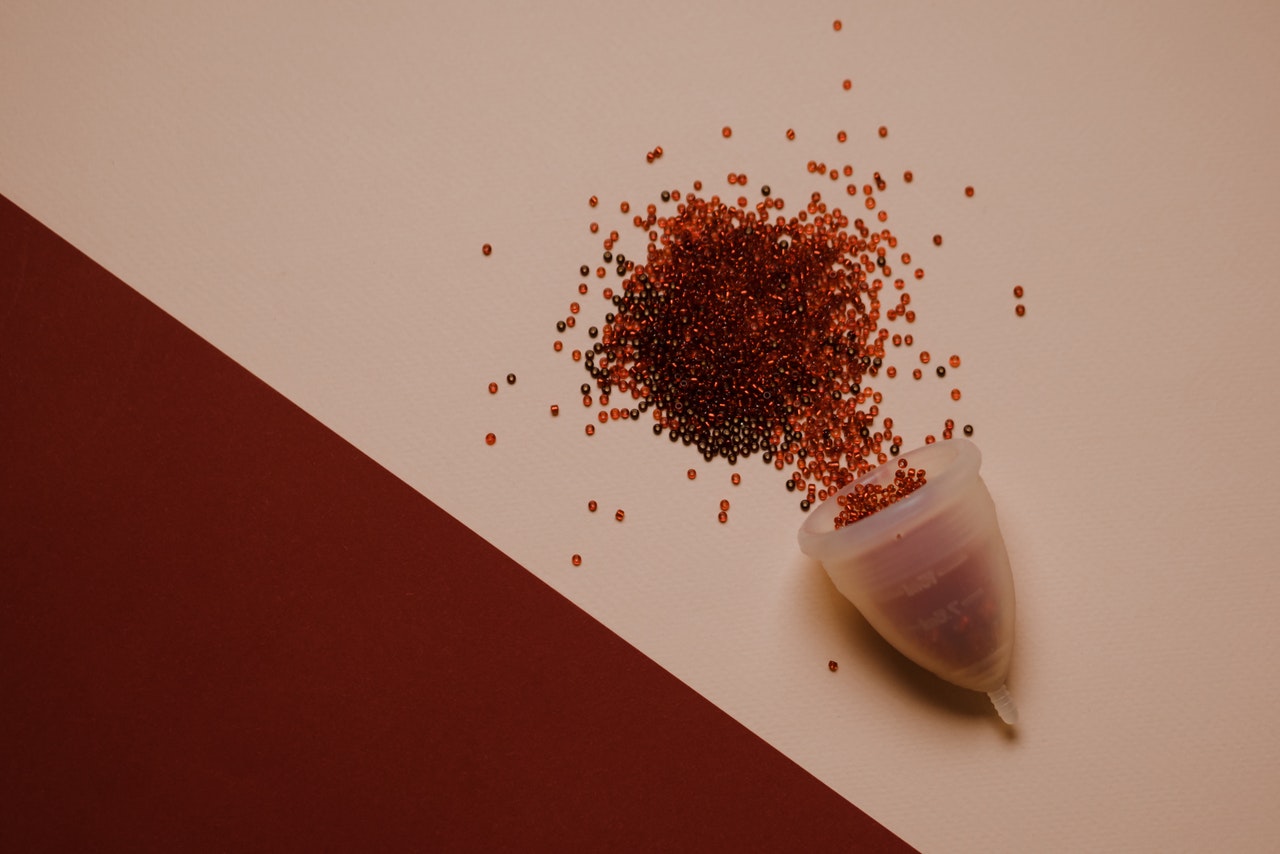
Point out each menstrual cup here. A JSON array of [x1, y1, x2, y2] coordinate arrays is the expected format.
[[797, 438, 1018, 724]]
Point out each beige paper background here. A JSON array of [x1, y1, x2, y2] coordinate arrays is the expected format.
[[5, 2, 1279, 850]]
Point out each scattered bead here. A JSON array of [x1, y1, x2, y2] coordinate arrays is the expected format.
[[878, 126, 887, 138], [828, 660, 839, 672], [571, 554, 582, 566], [506, 373, 517, 385], [485, 433, 496, 446], [615, 509, 625, 522], [550, 405, 560, 416], [688, 469, 697, 480], [965, 186, 975, 197], [488, 382, 498, 394], [722, 126, 732, 138], [482, 243, 492, 256]]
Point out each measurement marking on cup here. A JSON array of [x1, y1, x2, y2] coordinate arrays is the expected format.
[[902, 571, 938, 597], [915, 588, 986, 631]]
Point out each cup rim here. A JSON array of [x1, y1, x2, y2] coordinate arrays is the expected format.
[[796, 437, 982, 562]]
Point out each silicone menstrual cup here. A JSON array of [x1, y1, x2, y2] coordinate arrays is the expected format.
[[797, 438, 1018, 724]]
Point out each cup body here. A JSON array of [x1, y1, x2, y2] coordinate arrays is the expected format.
[[797, 439, 1015, 693]]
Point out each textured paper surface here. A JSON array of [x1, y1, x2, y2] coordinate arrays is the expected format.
[[4, 1, 1280, 850]]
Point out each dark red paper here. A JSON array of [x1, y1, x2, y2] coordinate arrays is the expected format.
[[0, 194, 915, 852]]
